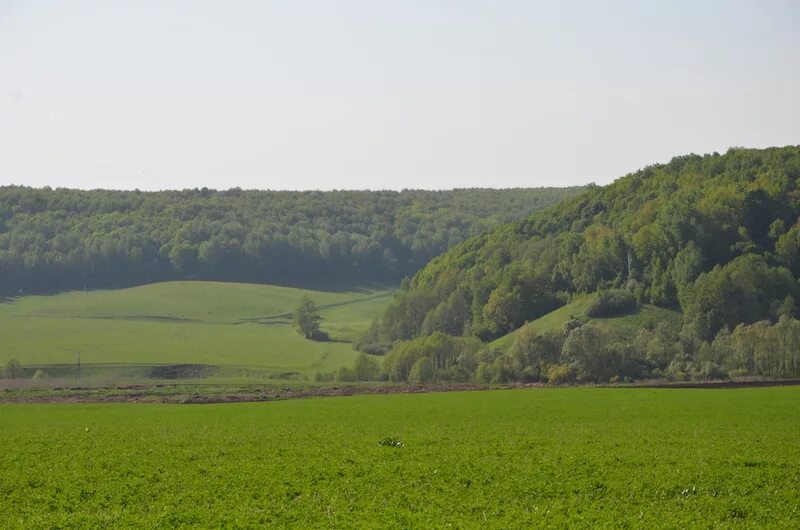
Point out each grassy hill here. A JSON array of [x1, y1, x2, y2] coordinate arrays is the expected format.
[[0, 281, 392, 379], [490, 294, 681, 352]]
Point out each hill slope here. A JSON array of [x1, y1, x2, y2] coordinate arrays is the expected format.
[[0, 186, 583, 295], [0, 281, 391, 378], [367, 146, 800, 383], [489, 294, 681, 352]]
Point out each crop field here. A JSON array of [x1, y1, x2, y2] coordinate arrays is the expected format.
[[1, 387, 798, 528], [0, 281, 392, 378]]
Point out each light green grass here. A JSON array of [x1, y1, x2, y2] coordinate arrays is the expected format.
[[318, 294, 393, 342], [491, 294, 681, 352], [1, 387, 798, 527], [0, 281, 392, 374]]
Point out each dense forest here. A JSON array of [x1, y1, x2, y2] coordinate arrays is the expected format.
[[356, 146, 800, 383], [0, 186, 582, 295]]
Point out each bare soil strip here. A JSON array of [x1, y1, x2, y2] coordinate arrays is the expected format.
[[2, 379, 800, 404]]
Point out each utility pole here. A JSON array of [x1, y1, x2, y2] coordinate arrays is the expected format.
[[76, 351, 81, 383]]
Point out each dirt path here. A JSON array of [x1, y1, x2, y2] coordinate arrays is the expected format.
[[2, 378, 799, 404], [0, 383, 498, 404]]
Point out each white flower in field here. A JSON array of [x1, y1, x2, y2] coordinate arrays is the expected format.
[[85, 427, 89, 432]]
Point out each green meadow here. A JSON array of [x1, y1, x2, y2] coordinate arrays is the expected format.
[[0, 281, 391, 378], [490, 293, 682, 353], [1, 387, 798, 528]]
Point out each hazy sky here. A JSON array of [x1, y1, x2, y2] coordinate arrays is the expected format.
[[1, 1, 798, 191]]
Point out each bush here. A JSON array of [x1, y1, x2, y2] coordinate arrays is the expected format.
[[562, 318, 584, 334], [314, 371, 335, 382], [409, 357, 436, 384], [474, 362, 494, 384], [353, 320, 393, 355], [3, 359, 23, 379], [32, 369, 47, 380], [473, 326, 495, 343], [353, 341, 391, 355], [691, 361, 727, 381], [666, 360, 690, 381], [546, 364, 574, 384], [309, 329, 330, 342], [336, 367, 356, 382], [586, 290, 638, 318]]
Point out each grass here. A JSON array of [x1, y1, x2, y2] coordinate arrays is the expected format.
[[1, 387, 798, 527], [0, 281, 392, 377], [490, 293, 681, 352]]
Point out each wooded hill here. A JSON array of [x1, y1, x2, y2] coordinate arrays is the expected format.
[[359, 146, 800, 383], [0, 187, 582, 295]]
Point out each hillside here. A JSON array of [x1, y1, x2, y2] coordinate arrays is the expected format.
[[0, 186, 582, 296], [365, 146, 800, 383], [489, 294, 681, 352], [0, 281, 391, 379]]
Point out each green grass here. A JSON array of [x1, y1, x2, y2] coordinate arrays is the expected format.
[[490, 294, 681, 352], [1, 387, 798, 527], [0, 281, 392, 376]]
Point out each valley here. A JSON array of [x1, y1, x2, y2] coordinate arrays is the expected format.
[[0, 281, 392, 381]]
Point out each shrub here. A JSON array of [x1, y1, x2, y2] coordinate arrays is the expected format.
[[546, 364, 574, 384], [384, 333, 482, 383], [562, 318, 584, 334], [586, 290, 638, 318], [474, 362, 494, 384], [409, 357, 436, 384], [309, 329, 330, 342], [691, 361, 727, 381], [336, 367, 356, 382], [353, 341, 391, 355], [314, 371, 335, 382], [666, 360, 690, 381], [3, 359, 22, 379]]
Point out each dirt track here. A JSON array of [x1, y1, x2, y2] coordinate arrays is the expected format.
[[0, 383, 498, 404], [2, 378, 800, 404]]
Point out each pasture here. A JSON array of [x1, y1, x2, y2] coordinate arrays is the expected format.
[[1, 387, 798, 528], [490, 293, 681, 353], [0, 281, 391, 379]]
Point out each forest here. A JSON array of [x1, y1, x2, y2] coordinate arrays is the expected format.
[[355, 146, 800, 383], [0, 186, 581, 296]]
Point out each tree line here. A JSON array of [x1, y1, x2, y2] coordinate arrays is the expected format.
[[0, 186, 582, 296], [356, 146, 800, 382], [333, 311, 800, 384]]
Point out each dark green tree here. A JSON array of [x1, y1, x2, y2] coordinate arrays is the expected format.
[[3, 358, 22, 379]]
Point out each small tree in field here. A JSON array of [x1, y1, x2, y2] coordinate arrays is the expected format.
[[4, 358, 22, 379], [293, 296, 321, 339]]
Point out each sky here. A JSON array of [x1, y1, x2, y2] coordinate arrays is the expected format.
[[1, 1, 798, 191]]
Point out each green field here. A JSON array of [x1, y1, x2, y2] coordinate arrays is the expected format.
[[0, 281, 392, 378], [1, 387, 798, 527], [490, 294, 682, 352]]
